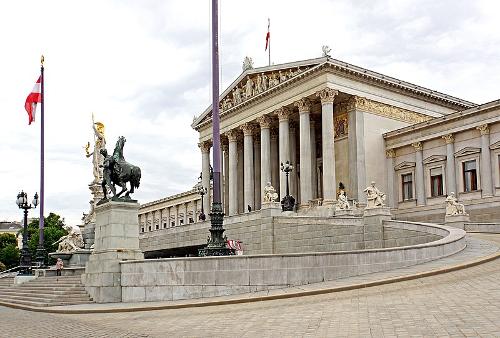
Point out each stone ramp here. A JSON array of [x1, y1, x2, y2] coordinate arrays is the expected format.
[[0, 275, 93, 307]]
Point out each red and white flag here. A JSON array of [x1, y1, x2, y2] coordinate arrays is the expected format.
[[24, 76, 42, 125], [265, 18, 270, 51]]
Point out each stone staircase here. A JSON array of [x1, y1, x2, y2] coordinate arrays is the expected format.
[[0, 275, 94, 307]]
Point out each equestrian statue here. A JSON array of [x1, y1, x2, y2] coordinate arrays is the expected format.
[[99, 136, 141, 202]]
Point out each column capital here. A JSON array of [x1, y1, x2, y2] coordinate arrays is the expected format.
[[385, 148, 396, 158], [257, 115, 273, 129], [275, 107, 292, 122], [411, 142, 423, 151], [221, 138, 229, 152], [316, 88, 338, 104], [198, 140, 212, 153], [476, 124, 490, 135], [346, 95, 362, 112], [294, 98, 312, 113], [225, 129, 239, 142], [442, 134, 454, 144], [240, 122, 257, 136]]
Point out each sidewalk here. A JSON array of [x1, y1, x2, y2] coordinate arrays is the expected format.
[[2, 233, 499, 314]]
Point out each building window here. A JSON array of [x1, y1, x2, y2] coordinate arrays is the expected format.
[[402, 173, 413, 201], [148, 226, 152, 232], [155, 223, 159, 230], [179, 219, 184, 225], [463, 160, 477, 192], [163, 222, 167, 228], [430, 168, 443, 197], [141, 227, 144, 233], [189, 217, 194, 224]]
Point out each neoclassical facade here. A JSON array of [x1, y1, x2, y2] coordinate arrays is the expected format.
[[138, 56, 499, 257], [192, 56, 474, 215]]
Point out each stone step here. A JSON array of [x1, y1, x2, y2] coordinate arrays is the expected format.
[[21, 280, 83, 286], [16, 286, 86, 292], [0, 293, 91, 304], [0, 288, 89, 296], [26, 277, 82, 283], [0, 298, 93, 307]]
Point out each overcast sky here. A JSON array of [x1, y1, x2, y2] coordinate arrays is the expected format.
[[0, 0, 499, 225]]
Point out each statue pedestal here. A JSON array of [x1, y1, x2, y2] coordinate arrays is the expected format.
[[261, 202, 282, 217], [82, 201, 143, 303], [445, 214, 470, 230], [334, 209, 354, 217], [82, 222, 96, 249], [363, 207, 392, 226]]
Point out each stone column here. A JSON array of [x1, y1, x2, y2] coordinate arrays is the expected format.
[[258, 115, 272, 203], [270, 128, 279, 195], [477, 124, 493, 196], [295, 98, 313, 205], [226, 129, 239, 216], [412, 142, 426, 206], [237, 138, 244, 213], [277, 107, 291, 200], [310, 118, 318, 199], [241, 123, 256, 212], [386, 149, 396, 208], [289, 122, 298, 199], [254, 137, 261, 210], [316, 88, 338, 205], [347, 96, 366, 203], [198, 140, 212, 217], [174, 205, 179, 226], [222, 139, 230, 214], [184, 203, 188, 225], [442, 134, 456, 195]]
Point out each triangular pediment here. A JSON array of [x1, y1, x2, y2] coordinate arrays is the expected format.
[[454, 147, 481, 158], [394, 161, 416, 170], [490, 140, 500, 150], [192, 58, 323, 128], [423, 155, 447, 165]]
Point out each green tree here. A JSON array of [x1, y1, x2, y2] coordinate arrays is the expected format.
[[0, 244, 20, 269], [27, 212, 68, 265], [0, 233, 17, 249], [0, 261, 6, 272]]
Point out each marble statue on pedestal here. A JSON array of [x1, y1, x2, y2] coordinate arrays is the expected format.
[[445, 192, 467, 216], [85, 114, 106, 183], [364, 181, 386, 209], [336, 190, 351, 211], [263, 182, 279, 202], [54, 224, 85, 253]]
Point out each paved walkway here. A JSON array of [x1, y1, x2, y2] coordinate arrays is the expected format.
[[0, 234, 498, 337]]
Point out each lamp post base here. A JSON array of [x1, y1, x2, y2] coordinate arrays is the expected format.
[[35, 246, 47, 268], [198, 202, 234, 257]]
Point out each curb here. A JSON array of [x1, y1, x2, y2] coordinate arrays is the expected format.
[[0, 249, 498, 314]]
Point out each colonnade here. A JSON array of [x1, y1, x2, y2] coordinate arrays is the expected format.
[[139, 198, 201, 232], [198, 88, 340, 216]]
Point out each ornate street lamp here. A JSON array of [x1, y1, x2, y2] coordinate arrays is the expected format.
[[280, 161, 296, 211], [16, 190, 39, 275], [196, 178, 207, 221]]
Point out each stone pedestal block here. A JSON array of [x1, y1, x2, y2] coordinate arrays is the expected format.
[[82, 222, 96, 249], [261, 202, 282, 217], [363, 207, 392, 226], [82, 201, 144, 303], [445, 214, 470, 230], [334, 209, 354, 217]]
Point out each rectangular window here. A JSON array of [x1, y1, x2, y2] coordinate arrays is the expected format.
[[463, 160, 477, 192], [171, 221, 175, 227], [148, 226, 152, 232], [179, 219, 184, 225], [141, 227, 144, 233], [189, 217, 194, 224], [430, 168, 443, 197], [402, 173, 413, 201], [155, 223, 159, 230], [163, 222, 167, 228]]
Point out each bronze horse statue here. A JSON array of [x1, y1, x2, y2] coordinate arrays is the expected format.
[[101, 136, 141, 200]]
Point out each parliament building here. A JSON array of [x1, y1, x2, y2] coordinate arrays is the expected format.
[[138, 56, 500, 257]]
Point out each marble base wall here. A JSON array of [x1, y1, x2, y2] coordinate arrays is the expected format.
[[82, 201, 144, 303], [122, 221, 465, 303]]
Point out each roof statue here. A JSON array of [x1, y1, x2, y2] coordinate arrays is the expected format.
[[242, 56, 254, 71], [322, 45, 332, 57]]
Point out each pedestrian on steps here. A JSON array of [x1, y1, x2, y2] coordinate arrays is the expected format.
[[55, 258, 64, 276]]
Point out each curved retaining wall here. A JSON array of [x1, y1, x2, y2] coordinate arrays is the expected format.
[[121, 221, 466, 303]]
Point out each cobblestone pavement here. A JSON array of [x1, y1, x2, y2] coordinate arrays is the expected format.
[[1, 256, 499, 337]]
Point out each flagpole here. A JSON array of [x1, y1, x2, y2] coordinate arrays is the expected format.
[[36, 55, 46, 267], [268, 19, 271, 66]]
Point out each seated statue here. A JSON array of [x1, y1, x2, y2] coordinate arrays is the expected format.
[[54, 224, 85, 253], [445, 192, 466, 216], [364, 181, 386, 209], [336, 190, 351, 211], [263, 182, 279, 202]]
